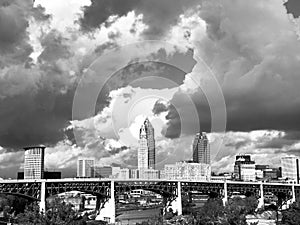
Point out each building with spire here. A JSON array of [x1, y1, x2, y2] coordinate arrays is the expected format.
[[192, 132, 210, 164], [138, 124, 149, 170], [138, 118, 156, 170]]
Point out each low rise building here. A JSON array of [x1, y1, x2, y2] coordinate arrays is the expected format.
[[139, 169, 160, 179], [93, 166, 112, 178], [77, 157, 95, 178], [234, 155, 256, 181], [162, 161, 211, 181]]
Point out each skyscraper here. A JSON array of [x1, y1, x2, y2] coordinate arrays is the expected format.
[[77, 157, 95, 178], [24, 146, 45, 179], [144, 118, 155, 169], [138, 118, 156, 170], [138, 124, 148, 170], [192, 132, 210, 164], [281, 156, 300, 183]]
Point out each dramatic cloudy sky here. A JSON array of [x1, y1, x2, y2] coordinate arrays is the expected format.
[[0, 0, 300, 178]]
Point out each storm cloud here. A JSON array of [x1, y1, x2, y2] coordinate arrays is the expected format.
[[284, 0, 300, 18], [79, 0, 201, 38], [155, 0, 300, 138]]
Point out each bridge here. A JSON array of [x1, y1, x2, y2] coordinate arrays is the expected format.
[[0, 178, 299, 223]]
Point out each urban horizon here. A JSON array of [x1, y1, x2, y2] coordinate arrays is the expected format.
[[6, 119, 298, 185], [1, 0, 300, 224]]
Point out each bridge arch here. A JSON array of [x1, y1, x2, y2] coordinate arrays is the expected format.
[[45, 181, 111, 199], [114, 181, 178, 198], [0, 182, 42, 200]]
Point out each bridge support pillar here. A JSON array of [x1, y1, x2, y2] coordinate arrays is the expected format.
[[96, 181, 115, 224], [286, 184, 297, 208], [257, 182, 264, 209], [166, 182, 182, 216], [95, 196, 101, 212], [222, 180, 228, 206], [39, 181, 46, 213], [291, 184, 296, 203]]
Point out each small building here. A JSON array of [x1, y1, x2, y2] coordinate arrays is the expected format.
[[234, 155, 256, 181], [93, 166, 112, 178], [163, 161, 211, 181]]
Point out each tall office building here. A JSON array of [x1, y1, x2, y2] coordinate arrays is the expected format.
[[192, 132, 210, 164], [138, 118, 155, 170], [281, 156, 300, 183], [77, 157, 95, 178], [144, 118, 155, 169], [24, 146, 45, 179]]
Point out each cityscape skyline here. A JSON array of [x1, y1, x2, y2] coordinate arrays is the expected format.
[[9, 122, 300, 185], [1, 0, 300, 224], [0, 0, 299, 181], [1, 121, 300, 180]]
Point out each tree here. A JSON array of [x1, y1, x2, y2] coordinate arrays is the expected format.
[[17, 198, 88, 225], [181, 194, 195, 215], [192, 197, 258, 225], [17, 203, 44, 225], [194, 198, 225, 224], [0, 194, 30, 221], [280, 200, 300, 225]]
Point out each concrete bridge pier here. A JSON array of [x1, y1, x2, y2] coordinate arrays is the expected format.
[[285, 184, 296, 208], [257, 182, 264, 209], [165, 182, 182, 216], [222, 180, 228, 206], [96, 181, 116, 223], [39, 181, 46, 213], [291, 184, 296, 203]]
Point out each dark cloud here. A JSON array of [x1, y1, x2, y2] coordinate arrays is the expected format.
[[0, 0, 49, 67], [152, 100, 168, 115], [0, 1, 79, 149], [79, 0, 140, 31], [107, 146, 129, 155], [255, 132, 297, 149], [79, 0, 201, 38], [0, 88, 74, 149], [284, 0, 300, 18], [162, 104, 181, 138], [38, 30, 72, 63], [94, 42, 118, 55], [95, 58, 192, 113], [156, 0, 300, 137], [159, 84, 300, 138], [156, 88, 211, 138]]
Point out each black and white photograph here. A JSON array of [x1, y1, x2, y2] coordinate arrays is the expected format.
[[0, 0, 300, 224]]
